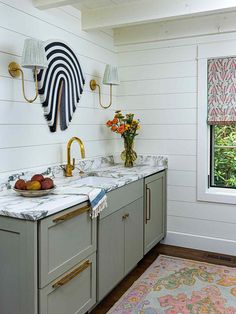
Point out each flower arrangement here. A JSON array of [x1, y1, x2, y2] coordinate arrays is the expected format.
[[106, 111, 140, 167]]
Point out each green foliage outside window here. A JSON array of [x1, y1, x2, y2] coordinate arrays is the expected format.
[[213, 125, 236, 187]]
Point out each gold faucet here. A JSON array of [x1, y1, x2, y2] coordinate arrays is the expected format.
[[64, 137, 85, 177]]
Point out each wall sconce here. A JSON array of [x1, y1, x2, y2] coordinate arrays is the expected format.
[[90, 64, 119, 109], [8, 38, 48, 103]]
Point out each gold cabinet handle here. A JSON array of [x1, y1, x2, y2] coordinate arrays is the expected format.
[[122, 213, 130, 220], [146, 187, 151, 223], [53, 204, 90, 223], [52, 260, 91, 289]]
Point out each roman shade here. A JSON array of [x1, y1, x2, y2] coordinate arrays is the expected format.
[[207, 57, 236, 125]]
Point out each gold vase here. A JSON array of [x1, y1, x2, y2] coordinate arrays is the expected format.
[[121, 137, 137, 167]]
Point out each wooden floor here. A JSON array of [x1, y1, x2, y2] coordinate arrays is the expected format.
[[91, 243, 236, 314]]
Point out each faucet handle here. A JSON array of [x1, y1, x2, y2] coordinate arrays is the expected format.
[[72, 158, 75, 170]]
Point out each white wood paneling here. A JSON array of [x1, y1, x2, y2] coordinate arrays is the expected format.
[[119, 61, 197, 81], [167, 170, 196, 187], [0, 0, 117, 173], [120, 109, 197, 125], [117, 34, 236, 255], [168, 216, 236, 241], [168, 186, 196, 202], [163, 232, 236, 255], [0, 139, 116, 173], [118, 45, 196, 67], [168, 200, 236, 224], [168, 155, 196, 171], [117, 93, 197, 110], [138, 125, 196, 140], [118, 77, 196, 96]]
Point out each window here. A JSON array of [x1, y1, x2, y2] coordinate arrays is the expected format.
[[210, 125, 236, 188], [197, 41, 236, 204]]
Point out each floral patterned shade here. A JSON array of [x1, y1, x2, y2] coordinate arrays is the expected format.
[[208, 57, 236, 125]]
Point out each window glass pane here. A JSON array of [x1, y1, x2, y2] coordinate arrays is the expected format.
[[211, 125, 236, 188]]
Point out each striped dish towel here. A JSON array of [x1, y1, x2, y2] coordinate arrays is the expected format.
[[85, 186, 107, 219], [54, 185, 107, 218]]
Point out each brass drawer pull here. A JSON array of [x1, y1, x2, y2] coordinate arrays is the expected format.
[[53, 204, 90, 223], [52, 260, 91, 289], [122, 213, 130, 220], [146, 187, 151, 223]]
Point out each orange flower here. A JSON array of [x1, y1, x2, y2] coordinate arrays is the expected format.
[[111, 125, 117, 132], [117, 124, 125, 134], [112, 118, 118, 124], [106, 120, 113, 127]]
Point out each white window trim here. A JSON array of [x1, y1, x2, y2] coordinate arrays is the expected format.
[[197, 40, 236, 205]]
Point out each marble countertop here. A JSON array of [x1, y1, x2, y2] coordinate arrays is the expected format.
[[0, 155, 167, 221]]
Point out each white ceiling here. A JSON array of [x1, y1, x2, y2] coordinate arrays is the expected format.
[[73, 0, 143, 10], [34, 0, 236, 31]]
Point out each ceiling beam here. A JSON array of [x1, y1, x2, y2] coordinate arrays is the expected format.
[[81, 0, 236, 30], [33, 0, 79, 10]]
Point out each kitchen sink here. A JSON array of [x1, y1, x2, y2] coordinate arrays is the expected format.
[[76, 176, 118, 186]]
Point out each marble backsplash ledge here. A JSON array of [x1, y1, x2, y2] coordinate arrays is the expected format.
[[0, 154, 168, 192]]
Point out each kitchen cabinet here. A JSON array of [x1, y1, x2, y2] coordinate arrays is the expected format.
[[97, 180, 143, 302], [0, 202, 96, 314], [144, 170, 167, 254], [0, 169, 166, 314]]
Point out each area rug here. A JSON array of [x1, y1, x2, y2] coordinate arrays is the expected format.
[[108, 255, 236, 314]]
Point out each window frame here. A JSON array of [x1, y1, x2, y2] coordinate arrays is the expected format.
[[197, 41, 236, 205]]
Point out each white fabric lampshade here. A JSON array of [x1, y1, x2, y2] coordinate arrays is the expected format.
[[21, 38, 48, 69], [103, 64, 120, 85]]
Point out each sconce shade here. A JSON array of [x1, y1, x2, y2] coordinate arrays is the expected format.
[[103, 64, 120, 85], [21, 38, 48, 69]]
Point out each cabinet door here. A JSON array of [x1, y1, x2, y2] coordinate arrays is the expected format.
[[39, 253, 96, 314], [124, 198, 143, 275], [97, 209, 124, 302], [39, 202, 96, 288], [144, 171, 166, 254]]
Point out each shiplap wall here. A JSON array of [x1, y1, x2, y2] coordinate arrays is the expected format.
[[0, 0, 117, 174], [116, 26, 236, 255]]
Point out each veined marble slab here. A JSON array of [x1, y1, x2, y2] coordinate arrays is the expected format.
[[0, 155, 167, 221]]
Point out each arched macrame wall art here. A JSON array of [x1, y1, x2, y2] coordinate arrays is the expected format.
[[37, 40, 85, 132]]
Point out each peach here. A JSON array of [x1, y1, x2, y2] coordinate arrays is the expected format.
[[14, 179, 26, 190], [31, 174, 44, 182], [41, 178, 54, 190]]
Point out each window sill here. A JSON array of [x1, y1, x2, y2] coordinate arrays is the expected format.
[[198, 187, 236, 205]]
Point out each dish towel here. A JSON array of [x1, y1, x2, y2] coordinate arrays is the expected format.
[[84, 186, 107, 219], [54, 185, 107, 219]]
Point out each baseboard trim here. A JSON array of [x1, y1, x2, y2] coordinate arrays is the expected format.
[[162, 231, 236, 256]]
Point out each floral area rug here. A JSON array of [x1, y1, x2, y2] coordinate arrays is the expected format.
[[108, 255, 236, 314]]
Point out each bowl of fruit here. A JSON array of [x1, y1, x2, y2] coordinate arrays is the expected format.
[[13, 174, 55, 197]]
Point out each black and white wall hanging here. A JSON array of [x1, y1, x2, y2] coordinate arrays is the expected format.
[[37, 40, 85, 132]]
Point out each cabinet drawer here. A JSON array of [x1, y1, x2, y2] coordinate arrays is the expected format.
[[100, 179, 143, 219], [39, 202, 96, 288], [39, 253, 96, 314]]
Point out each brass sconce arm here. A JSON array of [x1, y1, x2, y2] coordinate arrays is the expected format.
[[90, 79, 112, 109], [8, 62, 39, 104]]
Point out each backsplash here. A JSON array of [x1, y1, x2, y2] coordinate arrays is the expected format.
[[0, 154, 168, 192]]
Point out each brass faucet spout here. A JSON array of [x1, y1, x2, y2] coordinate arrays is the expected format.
[[64, 137, 85, 177]]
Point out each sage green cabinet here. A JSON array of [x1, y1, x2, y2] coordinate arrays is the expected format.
[[144, 170, 167, 254], [0, 170, 166, 314], [124, 198, 143, 275], [97, 180, 143, 302], [97, 207, 124, 301], [0, 202, 96, 314], [39, 253, 96, 314], [39, 203, 96, 288]]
